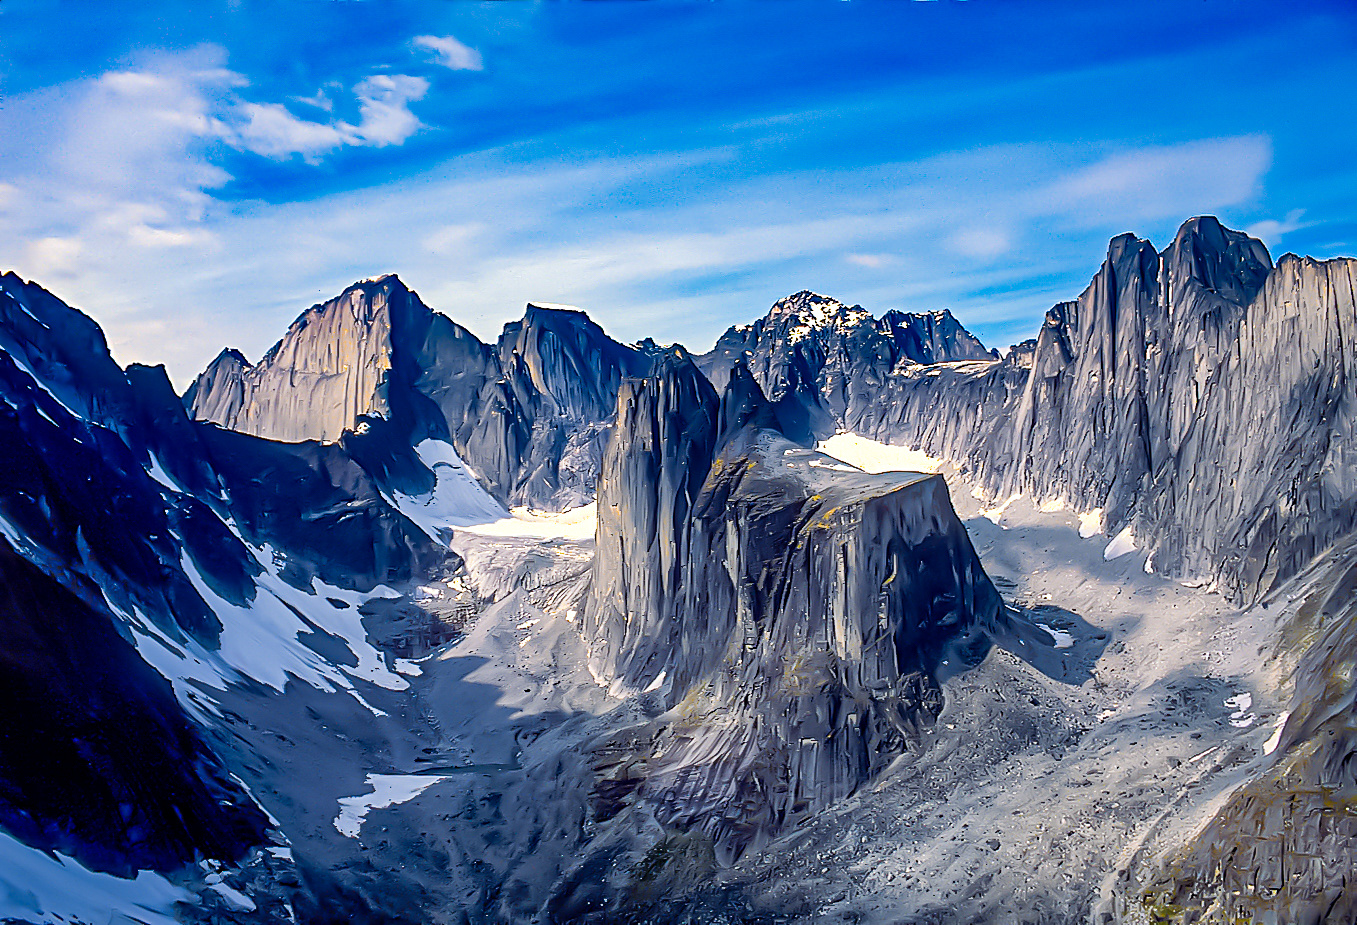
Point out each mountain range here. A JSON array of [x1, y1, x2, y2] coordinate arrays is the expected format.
[[0, 216, 1353, 924]]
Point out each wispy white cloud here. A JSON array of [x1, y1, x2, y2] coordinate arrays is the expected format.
[[22, 237, 84, 281], [414, 34, 484, 71], [0, 64, 1282, 387], [222, 73, 428, 160], [1245, 208, 1310, 244], [348, 75, 429, 147], [228, 101, 348, 159], [0, 46, 438, 371], [1036, 136, 1272, 225], [845, 253, 891, 268], [947, 227, 1011, 259]]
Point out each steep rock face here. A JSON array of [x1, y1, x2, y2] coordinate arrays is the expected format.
[[975, 217, 1272, 532], [190, 276, 411, 444], [1143, 252, 1357, 601], [585, 352, 722, 696], [844, 356, 1030, 470], [697, 290, 994, 442], [0, 274, 455, 883], [181, 347, 249, 429], [492, 305, 653, 507], [0, 271, 142, 435], [708, 218, 1353, 604], [585, 355, 1002, 857], [499, 305, 652, 424], [188, 281, 648, 508], [0, 538, 269, 876], [964, 217, 1354, 602], [1141, 538, 1357, 923]]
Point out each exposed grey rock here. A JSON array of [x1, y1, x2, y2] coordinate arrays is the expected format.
[[713, 218, 1355, 605], [584, 353, 1004, 859], [1138, 536, 1357, 923], [187, 278, 649, 509], [697, 290, 994, 443], [181, 347, 249, 429]]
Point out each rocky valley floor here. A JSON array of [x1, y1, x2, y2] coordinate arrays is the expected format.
[[0, 436, 1328, 925], [147, 440, 1309, 925]]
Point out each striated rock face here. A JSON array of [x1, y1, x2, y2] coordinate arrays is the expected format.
[[491, 305, 653, 507], [1141, 250, 1357, 601], [585, 354, 1003, 858], [585, 351, 722, 696], [188, 276, 428, 444], [969, 217, 1273, 539], [188, 279, 649, 508], [713, 218, 1354, 605], [1141, 537, 1357, 923], [966, 216, 1353, 602], [697, 290, 994, 443], [181, 347, 249, 431], [0, 274, 455, 881]]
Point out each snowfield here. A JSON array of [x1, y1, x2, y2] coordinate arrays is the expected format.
[[388, 440, 598, 541], [816, 432, 943, 474]]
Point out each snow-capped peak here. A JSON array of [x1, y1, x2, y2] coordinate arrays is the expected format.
[[767, 290, 871, 343]]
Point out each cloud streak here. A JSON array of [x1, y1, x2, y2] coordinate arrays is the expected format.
[[414, 35, 484, 71], [222, 74, 429, 161]]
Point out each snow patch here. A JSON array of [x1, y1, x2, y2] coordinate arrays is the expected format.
[[1103, 526, 1137, 560], [388, 440, 597, 541], [1035, 622, 1075, 649], [4, 350, 85, 421], [815, 432, 942, 474], [1224, 693, 1256, 728], [207, 880, 256, 912], [145, 452, 181, 492], [178, 541, 407, 698], [1078, 509, 1104, 538], [385, 440, 509, 541], [980, 494, 1020, 527], [1263, 710, 1290, 753], [0, 831, 189, 925], [807, 458, 859, 473], [461, 502, 598, 541], [335, 774, 450, 838], [527, 301, 583, 312]]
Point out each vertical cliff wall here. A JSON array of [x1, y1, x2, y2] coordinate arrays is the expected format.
[[708, 218, 1355, 605], [585, 354, 1004, 858], [187, 278, 649, 508]]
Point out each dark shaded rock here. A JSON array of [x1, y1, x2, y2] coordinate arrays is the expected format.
[[0, 537, 269, 875], [0, 345, 225, 644], [1140, 537, 1357, 923], [696, 290, 994, 443], [0, 271, 141, 436], [187, 278, 650, 509], [197, 424, 450, 592], [0, 274, 456, 903], [585, 355, 1003, 859]]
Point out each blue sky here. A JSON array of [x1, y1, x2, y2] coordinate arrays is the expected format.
[[2, 0, 1356, 385]]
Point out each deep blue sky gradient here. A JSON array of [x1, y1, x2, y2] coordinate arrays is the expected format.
[[2, 0, 1355, 383]]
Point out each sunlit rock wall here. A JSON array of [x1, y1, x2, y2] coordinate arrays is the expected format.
[[585, 353, 1003, 858]]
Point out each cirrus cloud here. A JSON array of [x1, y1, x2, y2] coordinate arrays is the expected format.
[[414, 35, 484, 72]]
